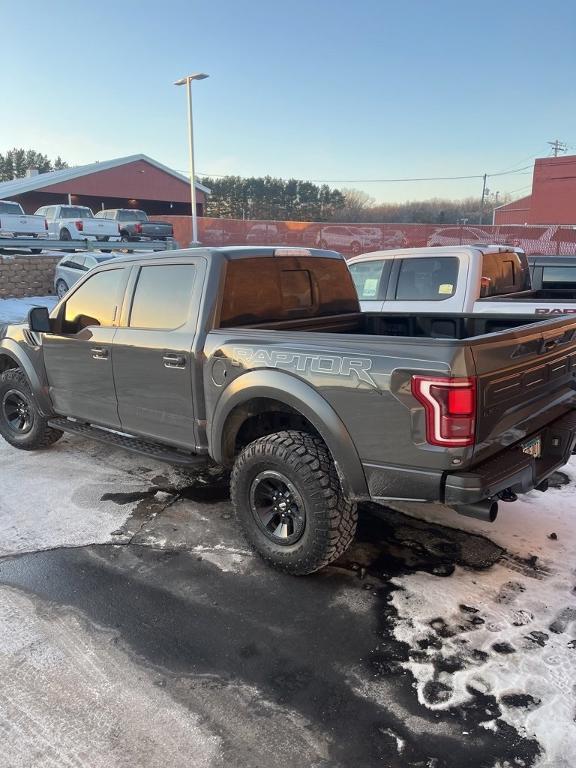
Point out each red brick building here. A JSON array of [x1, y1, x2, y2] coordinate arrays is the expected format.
[[0, 154, 209, 217], [494, 155, 576, 225]]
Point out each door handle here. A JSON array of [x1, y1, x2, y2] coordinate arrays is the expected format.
[[163, 353, 186, 369], [91, 347, 109, 360]]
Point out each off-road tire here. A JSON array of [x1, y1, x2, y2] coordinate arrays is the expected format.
[[231, 430, 357, 575], [0, 369, 63, 450]]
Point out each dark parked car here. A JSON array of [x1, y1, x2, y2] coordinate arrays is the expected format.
[[1, 247, 575, 575], [96, 209, 173, 242]]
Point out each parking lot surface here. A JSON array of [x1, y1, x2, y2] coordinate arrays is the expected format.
[[0, 434, 574, 768]]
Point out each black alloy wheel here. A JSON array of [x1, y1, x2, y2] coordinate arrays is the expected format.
[[249, 470, 306, 545], [2, 389, 34, 435]]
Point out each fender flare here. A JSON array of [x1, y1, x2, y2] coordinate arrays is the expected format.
[[209, 369, 368, 499], [0, 339, 53, 415]]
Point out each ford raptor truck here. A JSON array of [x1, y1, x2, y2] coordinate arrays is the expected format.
[[1, 246, 575, 574]]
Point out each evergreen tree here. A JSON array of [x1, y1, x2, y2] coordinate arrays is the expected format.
[[0, 148, 68, 181]]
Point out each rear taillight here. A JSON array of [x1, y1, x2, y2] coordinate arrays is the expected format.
[[135, 223, 142, 234], [44, 219, 48, 230], [411, 376, 476, 447], [76, 220, 84, 232]]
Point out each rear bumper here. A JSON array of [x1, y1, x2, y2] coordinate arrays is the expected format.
[[444, 409, 576, 506]]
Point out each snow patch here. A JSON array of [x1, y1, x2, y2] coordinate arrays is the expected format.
[[386, 458, 576, 767]]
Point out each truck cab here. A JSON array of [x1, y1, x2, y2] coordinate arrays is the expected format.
[[348, 245, 576, 316]]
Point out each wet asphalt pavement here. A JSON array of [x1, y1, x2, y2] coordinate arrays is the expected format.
[[0, 455, 542, 768]]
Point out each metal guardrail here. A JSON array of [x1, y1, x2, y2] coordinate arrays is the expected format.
[[0, 237, 180, 252]]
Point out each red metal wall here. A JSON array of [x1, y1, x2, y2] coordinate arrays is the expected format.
[[493, 195, 532, 225], [494, 155, 576, 226], [530, 156, 576, 225], [39, 159, 206, 206]]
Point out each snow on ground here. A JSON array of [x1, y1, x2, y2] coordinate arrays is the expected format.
[[387, 458, 576, 768], [0, 295, 57, 324], [0, 435, 186, 556]]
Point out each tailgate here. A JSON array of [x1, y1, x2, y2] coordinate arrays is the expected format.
[[1, 214, 43, 233], [85, 219, 118, 236], [472, 316, 576, 461], [143, 223, 172, 236]]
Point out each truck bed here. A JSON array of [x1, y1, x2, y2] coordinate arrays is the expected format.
[[244, 311, 550, 339]]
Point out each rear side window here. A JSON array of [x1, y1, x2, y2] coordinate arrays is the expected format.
[[395, 257, 458, 301], [63, 269, 125, 330], [129, 265, 196, 329], [349, 260, 386, 299]]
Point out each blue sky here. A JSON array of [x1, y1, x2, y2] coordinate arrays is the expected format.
[[1, 0, 574, 202]]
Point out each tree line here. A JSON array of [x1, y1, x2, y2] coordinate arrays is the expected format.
[[0, 148, 68, 182], [201, 177, 506, 225], [200, 175, 346, 221]]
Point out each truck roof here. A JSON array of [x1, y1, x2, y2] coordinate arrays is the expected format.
[[106, 246, 343, 266], [348, 244, 520, 263]]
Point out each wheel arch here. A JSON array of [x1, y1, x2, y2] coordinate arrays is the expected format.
[[210, 369, 368, 499], [0, 341, 53, 415]]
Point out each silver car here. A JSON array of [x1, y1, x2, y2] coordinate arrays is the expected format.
[[54, 253, 117, 298]]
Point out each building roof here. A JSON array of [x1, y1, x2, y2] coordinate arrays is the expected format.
[[0, 153, 210, 200], [493, 194, 532, 212]]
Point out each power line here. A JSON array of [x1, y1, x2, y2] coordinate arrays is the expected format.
[[190, 165, 533, 183]]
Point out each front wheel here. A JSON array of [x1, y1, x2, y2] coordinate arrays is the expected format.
[[0, 369, 63, 450], [231, 430, 357, 575]]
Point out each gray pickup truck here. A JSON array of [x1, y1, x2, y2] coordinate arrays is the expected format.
[[1, 246, 575, 574], [95, 209, 174, 242]]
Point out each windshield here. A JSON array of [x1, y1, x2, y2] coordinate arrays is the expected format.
[[61, 206, 94, 219], [0, 201, 24, 215], [119, 210, 148, 222]]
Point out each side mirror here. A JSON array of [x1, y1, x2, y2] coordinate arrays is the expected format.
[[28, 306, 51, 333]]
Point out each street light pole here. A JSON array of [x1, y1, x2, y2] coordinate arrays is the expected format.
[[174, 72, 209, 246]]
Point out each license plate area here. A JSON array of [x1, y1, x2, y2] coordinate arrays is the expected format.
[[521, 435, 542, 459]]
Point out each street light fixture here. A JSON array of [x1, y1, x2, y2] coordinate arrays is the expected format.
[[174, 72, 209, 245]]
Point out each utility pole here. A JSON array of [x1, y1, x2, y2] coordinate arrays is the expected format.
[[479, 173, 488, 225], [547, 139, 567, 157]]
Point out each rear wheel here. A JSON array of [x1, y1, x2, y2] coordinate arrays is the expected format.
[[0, 369, 63, 450], [59, 229, 71, 240], [56, 279, 69, 299], [231, 430, 357, 575], [120, 234, 134, 253]]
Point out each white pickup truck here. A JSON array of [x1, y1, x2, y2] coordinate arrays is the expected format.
[[35, 204, 120, 242], [0, 200, 48, 252], [348, 245, 576, 317]]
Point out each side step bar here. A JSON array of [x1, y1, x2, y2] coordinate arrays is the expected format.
[[48, 418, 209, 468]]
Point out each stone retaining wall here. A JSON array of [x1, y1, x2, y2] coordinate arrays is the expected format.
[[0, 254, 59, 298]]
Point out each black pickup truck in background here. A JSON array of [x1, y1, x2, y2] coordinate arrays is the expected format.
[[1, 246, 576, 575], [528, 255, 576, 292], [95, 209, 174, 242]]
